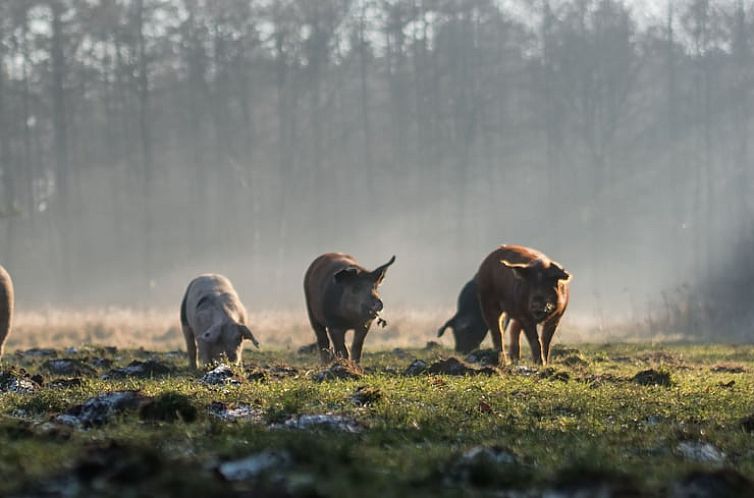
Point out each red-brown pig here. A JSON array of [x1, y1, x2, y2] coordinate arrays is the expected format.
[[476, 245, 571, 365], [304, 253, 395, 364]]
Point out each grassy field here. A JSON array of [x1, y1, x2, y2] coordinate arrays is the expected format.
[[0, 335, 752, 498]]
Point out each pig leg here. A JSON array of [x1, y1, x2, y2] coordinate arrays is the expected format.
[[182, 325, 198, 370], [480, 297, 506, 362], [541, 318, 560, 365], [350, 323, 371, 364], [521, 320, 544, 365], [456, 328, 474, 354], [329, 327, 349, 360], [311, 321, 333, 363], [507, 319, 522, 362]]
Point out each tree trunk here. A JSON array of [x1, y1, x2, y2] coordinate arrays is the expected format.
[[50, 0, 72, 296], [135, 0, 154, 299]]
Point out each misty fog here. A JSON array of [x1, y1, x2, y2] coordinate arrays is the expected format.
[[0, 0, 752, 339]]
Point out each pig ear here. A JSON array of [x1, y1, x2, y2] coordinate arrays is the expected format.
[[334, 267, 361, 283], [199, 323, 222, 343], [238, 324, 260, 348], [370, 255, 396, 285], [500, 259, 531, 280], [548, 262, 572, 283]]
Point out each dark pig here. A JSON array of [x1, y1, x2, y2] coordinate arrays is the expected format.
[[304, 253, 395, 364], [437, 279, 490, 354], [476, 245, 571, 365]]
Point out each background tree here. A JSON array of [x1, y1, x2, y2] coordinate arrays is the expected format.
[[0, 0, 750, 337]]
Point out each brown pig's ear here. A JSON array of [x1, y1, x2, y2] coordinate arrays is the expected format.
[[370, 255, 396, 285], [500, 259, 531, 280], [334, 267, 361, 283], [239, 324, 260, 348], [548, 262, 572, 283]]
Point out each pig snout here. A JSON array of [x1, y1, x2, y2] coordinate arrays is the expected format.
[[530, 297, 555, 321], [368, 299, 383, 317]]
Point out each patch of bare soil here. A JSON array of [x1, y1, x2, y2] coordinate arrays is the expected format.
[[207, 401, 263, 422], [632, 369, 673, 387], [350, 386, 382, 406], [273, 414, 363, 433], [248, 365, 300, 382], [56, 391, 149, 428], [15, 348, 58, 358], [103, 360, 173, 380], [636, 351, 683, 366], [403, 359, 428, 376], [710, 363, 748, 373], [464, 349, 499, 366], [296, 343, 319, 355], [739, 414, 754, 433], [577, 373, 624, 388], [550, 345, 582, 357], [76, 443, 162, 482], [560, 354, 590, 368], [406, 357, 499, 376], [41, 359, 97, 377], [538, 368, 570, 382], [201, 365, 244, 386], [443, 446, 524, 488], [675, 441, 726, 463], [216, 450, 292, 481], [0, 369, 41, 393], [47, 378, 83, 389], [548, 468, 643, 498], [670, 469, 752, 498], [310, 362, 362, 382], [138, 392, 197, 423]]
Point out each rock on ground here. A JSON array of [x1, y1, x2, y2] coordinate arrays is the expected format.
[[56, 391, 148, 428], [216, 450, 292, 481]]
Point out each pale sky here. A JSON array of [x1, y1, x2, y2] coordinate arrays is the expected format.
[[501, 0, 667, 27]]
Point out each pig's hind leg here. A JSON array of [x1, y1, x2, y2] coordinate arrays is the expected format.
[[479, 297, 506, 363]]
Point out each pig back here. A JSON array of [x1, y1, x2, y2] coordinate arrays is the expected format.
[[185, 274, 247, 329], [476, 245, 547, 310]]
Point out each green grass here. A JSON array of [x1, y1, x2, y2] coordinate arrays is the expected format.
[[0, 343, 753, 497]]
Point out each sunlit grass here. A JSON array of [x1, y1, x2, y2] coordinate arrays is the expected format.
[[0, 342, 751, 496]]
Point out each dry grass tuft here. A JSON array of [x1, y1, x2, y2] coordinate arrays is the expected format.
[[7, 307, 458, 353]]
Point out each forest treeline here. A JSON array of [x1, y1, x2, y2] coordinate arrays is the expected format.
[[0, 0, 751, 337]]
